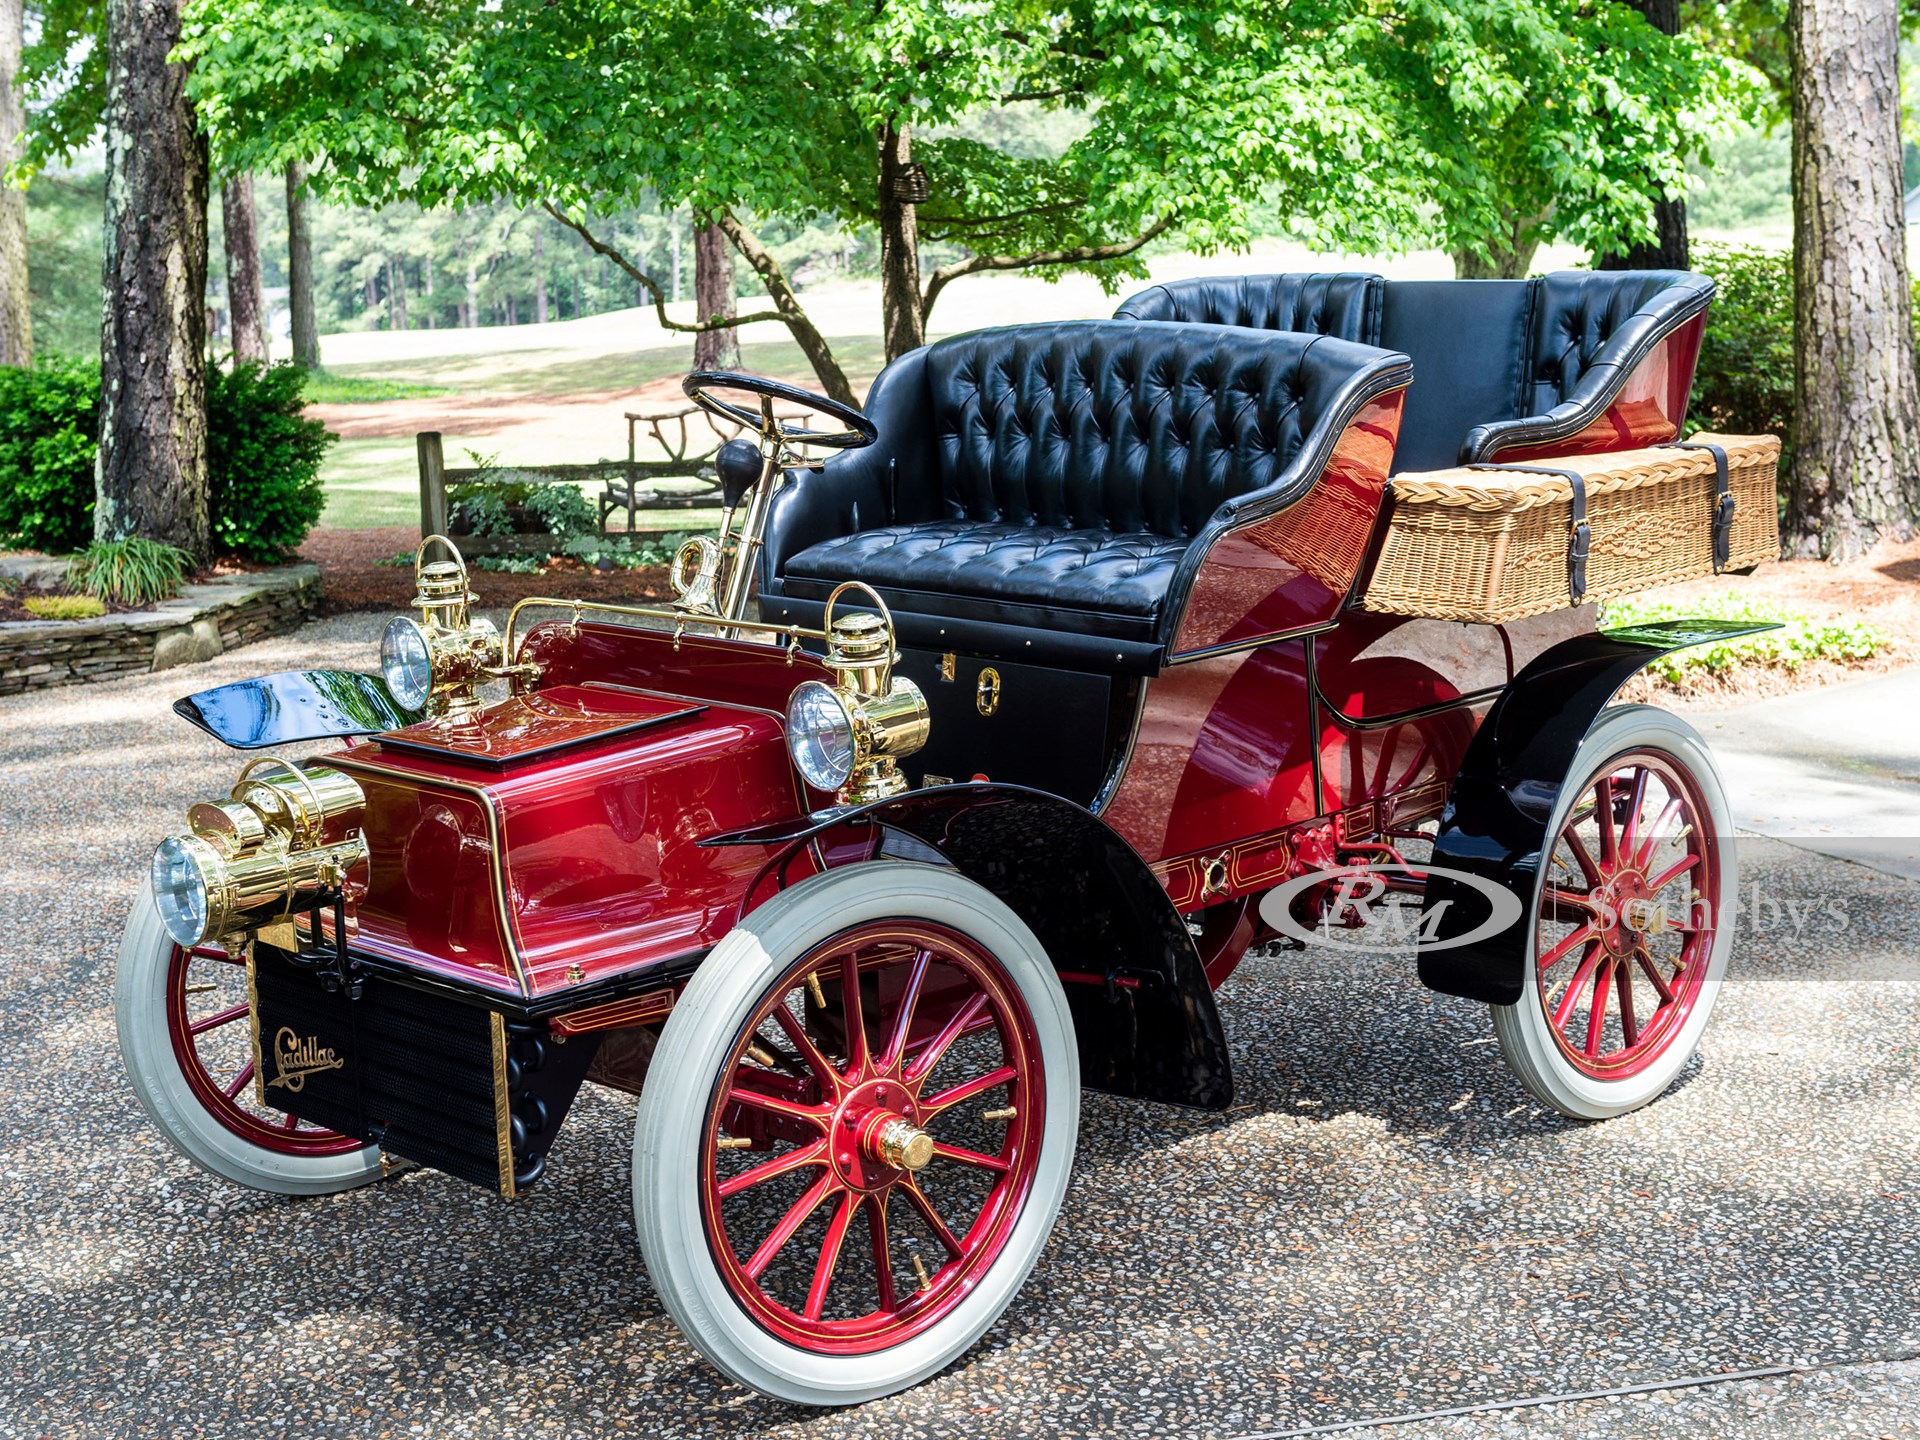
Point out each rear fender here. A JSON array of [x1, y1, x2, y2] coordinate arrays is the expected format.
[[705, 784, 1234, 1110], [1419, 619, 1774, 1004]]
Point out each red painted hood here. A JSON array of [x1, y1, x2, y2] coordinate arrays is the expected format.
[[326, 672, 814, 1000]]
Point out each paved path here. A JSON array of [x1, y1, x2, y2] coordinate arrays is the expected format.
[[1692, 668, 1920, 881], [0, 620, 1914, 1439]]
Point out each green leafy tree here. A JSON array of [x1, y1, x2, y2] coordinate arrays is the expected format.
[[178, 0, 1434, 400], [1366, 0, 1730, 277]]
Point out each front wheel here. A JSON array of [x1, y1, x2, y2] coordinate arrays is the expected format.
[[1492, 705, 1736, 1120], [116, 877, 381, 1194], [633, 862, 1078, 1405]]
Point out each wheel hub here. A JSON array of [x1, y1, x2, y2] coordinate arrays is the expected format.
[[1595, 869, 1657, 955], [828, 1077, 932, 1190]]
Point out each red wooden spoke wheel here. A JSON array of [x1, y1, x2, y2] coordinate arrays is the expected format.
[[633, 863, 1078, 1405], [1493, 706, 1736, 1120], [117, 878, 381, 1194], [1535, 752, 1716, 1079], [163, 941, 362, 1158], [701, 921, 1044, 1353]]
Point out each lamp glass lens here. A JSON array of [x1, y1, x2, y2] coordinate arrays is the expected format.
[[381, 617, 434, 711], [785, 681, 857, 791], [151, 837, 210, 947]]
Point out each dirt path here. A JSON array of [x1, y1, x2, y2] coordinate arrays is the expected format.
[[298, 526, 673, 616]]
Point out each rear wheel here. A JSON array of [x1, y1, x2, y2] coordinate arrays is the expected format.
[[1492, 706, 1735, 1120], [116, 878, 380, 1193], [633, 862, 1078, 1404]]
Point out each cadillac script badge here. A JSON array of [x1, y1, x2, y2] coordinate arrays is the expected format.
[[267, 1027, 344, 1092]]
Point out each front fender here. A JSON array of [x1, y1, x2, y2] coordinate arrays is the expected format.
[[705, 784, 1234, 1110], [174, 671, 418, 749], [1418, 619, 1774, 1004]]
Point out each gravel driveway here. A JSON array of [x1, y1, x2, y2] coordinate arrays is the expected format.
[[2, 617, 1916, 1439]]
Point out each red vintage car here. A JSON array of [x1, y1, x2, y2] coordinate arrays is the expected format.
[[121, 270, 1762, 1405]]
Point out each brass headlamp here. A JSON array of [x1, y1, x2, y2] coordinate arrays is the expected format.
[[149, 759, 368, 948], [784, 584, 930, 804], [381, 535, 512, 719]]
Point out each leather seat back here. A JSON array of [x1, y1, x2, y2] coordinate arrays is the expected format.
[[923, 320, 1391, 541], [1523, 270, 1698, 415], [1113, 273, 1383, 343], [1376, 279, 1534, 472]]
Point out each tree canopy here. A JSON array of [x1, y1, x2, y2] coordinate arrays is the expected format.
[[163, 0, 1730, 394]]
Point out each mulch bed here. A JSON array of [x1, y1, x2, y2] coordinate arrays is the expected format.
[[299, 526, 673, 615], [0, 590, 154, 623]]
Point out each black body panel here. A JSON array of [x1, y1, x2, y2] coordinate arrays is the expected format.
[[252, 945, 599, 1194], [891, 647, 1123, 807], [1417, 620, 1773, 1005], [175, 670, 418, 749], [705, 784, 1234, 1110]]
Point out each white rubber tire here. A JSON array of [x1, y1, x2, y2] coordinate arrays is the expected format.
[[116, 878, 382, 1194], [633, 862, 1079, 1405], [1492, 705, 1737, 1120]]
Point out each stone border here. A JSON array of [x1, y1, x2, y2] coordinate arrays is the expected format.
[[0, 563, 322, 695]]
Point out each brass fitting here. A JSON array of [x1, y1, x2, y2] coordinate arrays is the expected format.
[[152, 758, 368, 947], [821, 583, 928, 804]]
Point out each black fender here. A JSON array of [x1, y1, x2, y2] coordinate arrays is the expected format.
[[173, 670, 418, 749], [704, 783, 1234, 1110], [1419, 618, 1774, 1005]]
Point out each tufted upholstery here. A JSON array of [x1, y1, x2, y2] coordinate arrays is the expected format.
[[784, 523, 1187, 642], [760, 320, 1413, 670], [1114, 273, 1383, 343], [1113, 270, 1714, 470], [1521, 271, 1698, 415]]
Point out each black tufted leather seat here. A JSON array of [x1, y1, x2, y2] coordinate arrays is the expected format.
[[1112, 270, 1713, 472], [1115, 272, 1383, 342], [761, 320, 1412, 671]]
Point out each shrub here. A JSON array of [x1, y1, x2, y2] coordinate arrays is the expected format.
[[68, 537, 190, 605], [1687, 243, 1795, 459], [206, 362, 335, 560], [1603, 592, 1887, 683], [0, 357, 101, 552], [23, 594, 106, 620], [1690, 240, 1920, 477], [0, 360, 333, 560]]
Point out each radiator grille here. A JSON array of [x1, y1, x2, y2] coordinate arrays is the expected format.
[[253, 950, 507, 1192]]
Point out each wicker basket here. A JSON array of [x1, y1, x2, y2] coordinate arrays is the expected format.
[[1361, 433, 1781, 624]]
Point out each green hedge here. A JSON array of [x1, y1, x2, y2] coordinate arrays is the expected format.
[[0, 357, 100, 553], [0, 360, 335, 560], [207, 362, 333, 561], [1689, 240, 1920, 475]]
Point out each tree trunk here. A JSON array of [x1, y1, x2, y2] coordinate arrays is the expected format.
[[878, 118, 925, 359], [1450, 208, 1543, 279], [221, 174, 267, 361], [692, 219, 739, 371], [1591, 0, 1689, 272], [99, 0, 209, 558], [423, 251, 434, 329], [285, 161, 319, 367], [387, 254, 407, 331], [0, 0, 31, 366], [1788, 0, 1920, 557], [465, 258, 479, 327], [534, 226, 548, 324]]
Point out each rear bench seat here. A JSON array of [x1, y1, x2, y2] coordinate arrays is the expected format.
[[1114, 269, 1714, 471]]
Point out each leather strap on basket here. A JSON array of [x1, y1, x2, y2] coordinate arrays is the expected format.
[[1468, 463, 1591, 604], [1662, 440, 1735, 572]]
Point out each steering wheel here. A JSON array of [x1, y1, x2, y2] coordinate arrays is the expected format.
[[682, 371, 878, 451]]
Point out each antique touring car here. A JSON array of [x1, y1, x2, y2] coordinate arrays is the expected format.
[[121, 270, 1776, 1404]]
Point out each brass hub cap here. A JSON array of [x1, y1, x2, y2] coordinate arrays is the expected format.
[[826, 1078, 935, 1191]]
